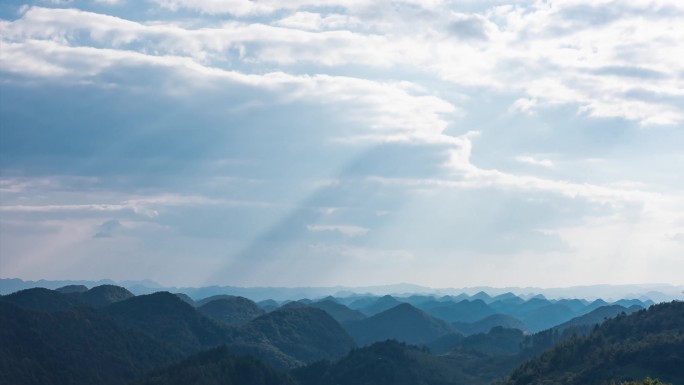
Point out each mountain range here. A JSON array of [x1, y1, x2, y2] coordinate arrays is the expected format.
[[1, 283, 679, 385], [2, 279, 680, 302]]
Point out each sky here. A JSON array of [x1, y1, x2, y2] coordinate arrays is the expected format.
[[1, 0, 683, 289]]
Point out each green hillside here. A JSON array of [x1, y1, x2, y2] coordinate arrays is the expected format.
[[131, 346, 297, 385], [0, 302, 181, 385], [498, 301, 684, 385]]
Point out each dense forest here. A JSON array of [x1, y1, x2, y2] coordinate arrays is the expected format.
[[131, 347, 297, 385], [497, 301, 684, 385], [0, 285, 679, 385]]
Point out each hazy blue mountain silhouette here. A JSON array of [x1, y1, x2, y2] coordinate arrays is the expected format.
[[310, 299, 366, 323], [554, 298, 589, 315], [518, 302, 575, 332], [356, 295, 403, 316], [511, 297, 553, 314], [615, 298, 653, 308], [488, 297, 526, 314], [583, 298, 610, 312], [552, 304, 640, 333], [418, 299, 496, 323], [471, 291, 494, 303], [258, 299, 280, 311], [454, 313, 528, 335], [491, 292, 521, 302], [402, 294, 439, 306], [344, 296, 375, 308]]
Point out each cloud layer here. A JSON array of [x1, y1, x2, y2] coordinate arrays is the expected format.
[[1, 0, 683, 287]]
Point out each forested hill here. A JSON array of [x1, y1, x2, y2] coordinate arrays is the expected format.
[[292, 340, 472, 385], [131, 346, 297, 385], [1, 284, 680, 385], [0, 302, 182, 385], [497, 301, 684, 385]]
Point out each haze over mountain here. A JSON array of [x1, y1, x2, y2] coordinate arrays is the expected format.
[[353, 295, 404, 316], [418, 299, 497, 323], [552, 305, 642, 334], [3, 279, 680, 303]]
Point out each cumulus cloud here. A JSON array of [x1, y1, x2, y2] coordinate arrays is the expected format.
[[3, 2, 683, 125], [1, 44, 457, 146]]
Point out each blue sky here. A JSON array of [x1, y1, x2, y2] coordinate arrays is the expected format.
[[1, 0, 683, 288]]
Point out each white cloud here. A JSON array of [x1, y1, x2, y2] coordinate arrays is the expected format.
[[307, 224, 370, 237], [274, 12, 361, 31], [151, 0, 437, 17], [153, 0, 272, 16], [0, 194, 274, 217], [515, 155, 554, 168], [2, 0, 683, 287], [361, 132, 676, 211], [1, 31, 457, 145], [4, 4, 683, 125], [0, 177, 62, 193]]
